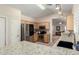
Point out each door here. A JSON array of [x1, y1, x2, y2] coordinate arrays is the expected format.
[[0, 17, 6, 47]]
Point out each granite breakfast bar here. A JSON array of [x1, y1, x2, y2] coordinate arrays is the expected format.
[[0, 41, 79, 55]]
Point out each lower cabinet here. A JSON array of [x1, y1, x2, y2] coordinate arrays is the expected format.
[[33, 33, 49, 43], [44, 34, 49, 43]]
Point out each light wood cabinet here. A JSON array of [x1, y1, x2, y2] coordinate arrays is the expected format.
[[44, 34, 49, 43], [34, 22, 49, 29], [33, 33, 38, 42], [39, 22, 49, 29]]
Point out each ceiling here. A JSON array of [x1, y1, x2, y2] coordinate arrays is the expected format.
[[2, 4, 73, 18]]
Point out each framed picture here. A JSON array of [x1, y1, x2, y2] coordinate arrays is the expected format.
[[56, 26, 60, 31]]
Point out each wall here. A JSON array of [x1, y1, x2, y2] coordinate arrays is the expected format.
[[0, 5, 21, 45], [73, 4, 79, 42]]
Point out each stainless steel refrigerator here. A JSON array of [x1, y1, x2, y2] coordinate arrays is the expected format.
[[21, 24, 34, 41]]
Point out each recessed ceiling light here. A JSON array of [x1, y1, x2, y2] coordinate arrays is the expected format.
[[56, 7, 60, 10], [37, 4, 45, 10], [59, 22, 62, 24]]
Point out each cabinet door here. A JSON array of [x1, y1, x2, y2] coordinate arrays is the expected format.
[[0, 17, 6, 47]]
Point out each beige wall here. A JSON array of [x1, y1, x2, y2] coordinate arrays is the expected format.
[[67, 14, 73, 31], [73, 4, 79, 42]]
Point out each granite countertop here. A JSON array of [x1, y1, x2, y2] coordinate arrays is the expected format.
[[0, 41, 79, 55]]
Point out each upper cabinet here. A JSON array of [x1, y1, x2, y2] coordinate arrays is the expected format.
[[67, 14, 73, 31]]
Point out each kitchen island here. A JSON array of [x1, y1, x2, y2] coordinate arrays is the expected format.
[[0, 41, 79, 55]]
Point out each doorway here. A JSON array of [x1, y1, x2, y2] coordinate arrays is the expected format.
[[50, 18, 66, 45], [52, 18, 66, 36]]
